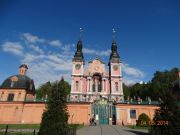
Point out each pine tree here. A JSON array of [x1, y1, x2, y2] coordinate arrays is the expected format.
[[38, 78, 69, 135]]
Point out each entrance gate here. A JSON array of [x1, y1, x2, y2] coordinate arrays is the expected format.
[[91, 98, 116, 125]]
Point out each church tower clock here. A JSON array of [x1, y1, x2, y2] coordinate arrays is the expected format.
[[109, 29, 123, 102]]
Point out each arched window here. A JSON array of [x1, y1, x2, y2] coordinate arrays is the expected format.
[[75, 81, 79, 91], [115, 82, 118, 91]]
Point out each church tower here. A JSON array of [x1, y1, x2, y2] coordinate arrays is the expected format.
[[71, 28, 84, 101], [109, 29, 123, 101]]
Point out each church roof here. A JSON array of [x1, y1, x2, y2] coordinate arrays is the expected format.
[[0, 74, 35, 92]]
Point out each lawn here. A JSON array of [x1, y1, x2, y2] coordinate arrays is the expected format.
[[0, 124, 83, 135], [0, 133, 35, 135], [0, 124, 40, 129]]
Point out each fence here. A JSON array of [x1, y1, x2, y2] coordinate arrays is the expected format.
[[0, 125, 76, 135]]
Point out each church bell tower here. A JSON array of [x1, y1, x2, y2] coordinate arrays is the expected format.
[[109, 29, 123, 102], [71, 28, 84, 101]]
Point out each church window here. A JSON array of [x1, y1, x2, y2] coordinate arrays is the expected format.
[[7, 93, 15, 102], [130, 110, 136, 119], [115, 82, 118, 91], [75, 81, 79, 91]]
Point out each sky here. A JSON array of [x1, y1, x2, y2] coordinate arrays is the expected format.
[[0, 0, 180, 87]]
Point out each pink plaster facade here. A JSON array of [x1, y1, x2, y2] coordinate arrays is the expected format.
[[71, 58, 123, 102]]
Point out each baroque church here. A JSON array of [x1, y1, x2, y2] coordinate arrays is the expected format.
[[0, 30, 162, 125], [70, 31, 124, 102]]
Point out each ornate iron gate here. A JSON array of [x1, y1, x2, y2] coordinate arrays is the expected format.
[[91, 98, 116, 125]]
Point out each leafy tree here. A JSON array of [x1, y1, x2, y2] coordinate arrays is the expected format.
[[137, 113, 150, 127], [36, 81, 52, 99], [123, 83, 130, 100], [124, 68, 179, 101], [36, 79, 71, 99], [38, 78, 69, 135]]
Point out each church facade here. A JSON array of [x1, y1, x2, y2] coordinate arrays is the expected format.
[[70, 38, 124, 102]]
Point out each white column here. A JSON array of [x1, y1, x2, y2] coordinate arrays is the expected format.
[[80, 77, 82, 93], [87, 79, 89, 92], [90, 78, 92, 92], [102, 79, 104, 92], [71, 77, 74, 93], [105, 79, 107, 93], [111, 79, 113, 93]]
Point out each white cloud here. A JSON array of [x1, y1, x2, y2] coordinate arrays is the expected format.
[[21, 47, 73, 87], [123, 78, 137, 86], [24, 53, 72, 87], [23, 33, 45, 43], [29, 44, 44, 54], [83, 48, 110, 56], [122, 63, 144, 78], [2, 41, 23, 56], [2, 32, 146, 88], [49, 40, 62, 47]]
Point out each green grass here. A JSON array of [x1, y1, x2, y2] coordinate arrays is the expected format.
[[0, 124, 40, 129], [127, 125, 150, 130], [68, 124, 84, 129], [0, 133, 35, 135], [0, 124, 83, 135]]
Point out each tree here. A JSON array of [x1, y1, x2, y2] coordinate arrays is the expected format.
[[36, 81, 52, 99], [36, 79, 71, 99], [150, 89, 180, 135], [124, 68, 179, 101], [137, 113, 150, 127], [38, 78, 69, 135], [123, 83, 130, 100]]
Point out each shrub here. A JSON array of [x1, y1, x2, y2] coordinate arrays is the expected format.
[[137, 113, 150, 127]]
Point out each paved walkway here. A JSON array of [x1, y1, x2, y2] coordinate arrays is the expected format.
[[76, 125, 149, 135]]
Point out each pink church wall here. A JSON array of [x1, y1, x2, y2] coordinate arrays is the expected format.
[[72, 77, 81, 92], [0, 102, 91, 125], [82, 78, 87, 93], [0, 101, 159, 125]]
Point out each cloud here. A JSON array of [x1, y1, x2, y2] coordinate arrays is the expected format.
[[23, 53, 72, 87], [123, 77, 142, 86], [49, 40, 62, 47], [23, 33, 45, 43], [29, 44, 44, 54], [21, 45, 73, 87], [121, 63, 145, 86], [2, 41, 23, 56], [122, 63, 144, 78], [2, 32, 146, 88], [83, 48, 111, 56]]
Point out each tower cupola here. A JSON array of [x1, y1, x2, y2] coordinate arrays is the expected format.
[[109, 29, 120, 63], [19, 64, 28, 75], [73, 28, 84, 63]]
